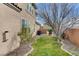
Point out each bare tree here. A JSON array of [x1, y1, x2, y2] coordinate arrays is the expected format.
[[36, 3, 79, 42]]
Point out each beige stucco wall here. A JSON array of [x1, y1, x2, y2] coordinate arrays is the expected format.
[[18, 3, 36, 17], [18, 3, 39, 35], [0, 3, 39, 55], [20, 10, 35, 33], [18, 3, 36, 33], [0, 4, 21, 55]]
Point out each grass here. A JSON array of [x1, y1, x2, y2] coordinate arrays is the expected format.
[[30, 35, 71, 56]]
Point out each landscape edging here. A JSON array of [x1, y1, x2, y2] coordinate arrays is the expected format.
[[61, 41, 75, 56], [24, 44, 34, 56]]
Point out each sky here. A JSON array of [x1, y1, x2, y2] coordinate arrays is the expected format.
[[35, 3, 79, 26], [35, 3, 48, 25]]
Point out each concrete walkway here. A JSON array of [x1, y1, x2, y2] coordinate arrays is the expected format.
[[6, 43, 32, 56], [6, 35, 36, 56], [61, 39, 79, 56]]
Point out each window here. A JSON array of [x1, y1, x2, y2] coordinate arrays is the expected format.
[[27, 4, 29, 10], [21, 19, 31, 39], [30, 7, 31, 12], [22, 19, 25, 28], [32, 9, 33, 14], [22, 19, 30, 28], [2, 31, 9, 42]]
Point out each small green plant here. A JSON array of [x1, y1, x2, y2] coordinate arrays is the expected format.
[[48, 29, 53, 35], [19, 27, 32, 43]]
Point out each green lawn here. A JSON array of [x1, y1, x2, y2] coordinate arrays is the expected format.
[[30, 35, 71, 56]]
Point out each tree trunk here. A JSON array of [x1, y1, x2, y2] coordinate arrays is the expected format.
[[56, 34, 62, 45]]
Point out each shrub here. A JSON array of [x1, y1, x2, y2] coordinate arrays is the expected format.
[[19, 27, 32, 43]]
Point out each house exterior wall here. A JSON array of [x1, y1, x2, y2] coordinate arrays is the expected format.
[[0, 4, 21, 55], [18, 3, 37, 34], [64, 29, 79, 47], [20, 9, 35, 33], [0, 3, 37, 55]]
